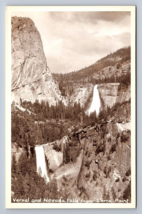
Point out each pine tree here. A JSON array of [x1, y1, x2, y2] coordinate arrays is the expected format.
[[65, 143, 70, 163], [11, 154, 16, 178], [102, 186, 110, 201], [61, 175, 69, 202], [63, 144, 66, 164], [23, 173, 30, 197], [11, 154, 17, 194], [59, 122, 63, 139], [14, 173, 24, 198], [111, 187, 116, 202], [49, 175, 58, 199]]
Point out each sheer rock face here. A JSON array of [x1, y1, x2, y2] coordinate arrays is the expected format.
[[11, 17, 65, 105], [69, 84, 94, 108], [98, 83, 130, 109], [76, 130, 131, 202], [69, 82, 130, 113]]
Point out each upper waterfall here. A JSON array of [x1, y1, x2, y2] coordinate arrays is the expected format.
[[35, 145, 49, 183], [87, 85, 101, 116]]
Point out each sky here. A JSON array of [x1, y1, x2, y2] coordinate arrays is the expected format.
[[11, 11, 131, 74]]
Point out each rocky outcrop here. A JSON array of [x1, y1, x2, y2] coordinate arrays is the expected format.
[[45, 119, 131, 202], [43, 142, 63, 173], [98, 83, 120, 108], [42, 136, 69, 173], [11, 16, 66, 105], [92, 62, 131, 81], [69, 83, 93, 108], [75, 123, 131, 202], [11, 102, 131, 202], [11, 143, 24, 162], [116, 85, 131, 103], [53, 97, 131, 201], [98, 83, 130, 109], [11, 16, 130, 110], [68, 82, 130, 115]]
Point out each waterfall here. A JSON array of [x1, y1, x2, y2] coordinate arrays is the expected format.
[[87, 85, 101, 116], [35, 145, 49, 183]]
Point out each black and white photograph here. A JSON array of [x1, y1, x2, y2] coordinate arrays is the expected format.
[[5, 6, 136, 209]]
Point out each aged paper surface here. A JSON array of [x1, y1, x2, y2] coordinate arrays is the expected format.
[[5, 6, 136, 208]]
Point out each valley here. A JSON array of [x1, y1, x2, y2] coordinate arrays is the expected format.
[[11, 16, 131, 203]]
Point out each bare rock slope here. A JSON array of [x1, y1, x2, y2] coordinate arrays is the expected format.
[[11, 16, 65, 105], [98, 83, 130, 109]]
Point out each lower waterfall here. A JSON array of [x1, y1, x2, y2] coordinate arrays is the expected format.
[[35, 145, 49, 184], [87, 85, 101, 116]]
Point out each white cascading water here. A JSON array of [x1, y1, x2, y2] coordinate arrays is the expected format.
[[35, 145, 49, 183], [87, 85, 101, 116]]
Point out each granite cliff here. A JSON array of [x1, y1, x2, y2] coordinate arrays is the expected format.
[[11, 16, 132, 203], [98, 83, 130, 109], [11, 17, 130, 111], [11, 17, 65, 106]]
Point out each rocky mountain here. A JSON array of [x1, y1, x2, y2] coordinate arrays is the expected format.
[[32, 99, 131, 202], [69, 83, 93, 108], [11, 17, 132, 203], [53, 46, 130, 83], [11, 17, 131, 113], [11, 86, 131, 200], [11, 17, 66, 106], [53, 47, 131, 110], [68, 82, 130, 113], [12, 103, 131, 202], [98, 83, 131, 109]]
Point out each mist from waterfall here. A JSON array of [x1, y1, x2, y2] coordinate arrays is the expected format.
[[88, 85, 101, 116], [35, 145, 49, 184]]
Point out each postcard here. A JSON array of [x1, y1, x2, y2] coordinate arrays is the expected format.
[[5, 6, 136, 208]]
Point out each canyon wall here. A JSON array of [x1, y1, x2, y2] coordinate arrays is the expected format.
[[51, 121, 131, 202], [11, 16, 65, 106], [98, 83, 130, 109], [69, 84, 93, 107], [76, 123, 131, 202]]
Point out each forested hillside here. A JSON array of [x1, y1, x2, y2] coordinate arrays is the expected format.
[[11, 15, 132, 205], [53, 46, 131, 96], [11, 98, 131, 202]]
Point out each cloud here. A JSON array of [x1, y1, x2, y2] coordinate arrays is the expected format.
[[48, 11, 130, 24], [11, 11, 131, 73]]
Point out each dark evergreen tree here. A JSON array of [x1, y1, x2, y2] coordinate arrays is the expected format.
[[49, 175, 58, 199], [11, 154, 16, 177]]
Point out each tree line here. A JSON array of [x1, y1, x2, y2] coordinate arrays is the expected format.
[[53, 46, 131, 87], [11, 151, 68, 202], [12, 99, 97, 148]]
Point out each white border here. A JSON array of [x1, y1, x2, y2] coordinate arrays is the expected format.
[[5, 6, 136, 209]]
